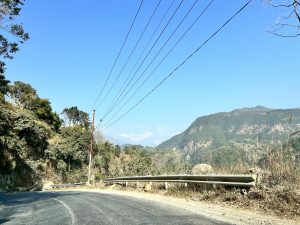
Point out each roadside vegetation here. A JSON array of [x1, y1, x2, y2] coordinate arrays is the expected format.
[[0, 80, 191, 190], [97, 139, 300, 218]]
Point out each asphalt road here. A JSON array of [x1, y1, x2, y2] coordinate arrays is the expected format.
[[0, 191, 231, 225]]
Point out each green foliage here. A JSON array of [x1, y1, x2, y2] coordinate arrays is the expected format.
[[9, 81, 37, 108], [56, 160, 67, 174], [210, 146, 250, 168], [46, 126, 90, 176], [62, 106, 89, 129], [8, 81, 62, 131], [0, 74, 9, 97], [0, 105, 51, 173], [31, 98, 62, 131], [0, 0, 29, 74]]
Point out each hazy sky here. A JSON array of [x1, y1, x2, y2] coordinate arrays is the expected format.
[[5, 0, 300, 146]]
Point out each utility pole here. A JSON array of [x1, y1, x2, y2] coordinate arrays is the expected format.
[[87, 110, 95, 185]]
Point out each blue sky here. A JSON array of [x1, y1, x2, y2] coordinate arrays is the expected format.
[[5, 0, 300, 146]]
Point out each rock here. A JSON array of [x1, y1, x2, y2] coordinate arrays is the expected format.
[[144, 184, 152, 192], [42, 181, 54, 191], [191, 164, 214, 175], [240, 189, 247, 195]]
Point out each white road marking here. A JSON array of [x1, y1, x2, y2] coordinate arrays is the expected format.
[[52, 198, 76, 225]]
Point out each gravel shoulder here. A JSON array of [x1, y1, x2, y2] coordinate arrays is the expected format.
[[55, 188, 300, 225]]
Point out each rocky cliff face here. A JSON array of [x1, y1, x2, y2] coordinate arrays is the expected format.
[[158, 106, 300, 159]]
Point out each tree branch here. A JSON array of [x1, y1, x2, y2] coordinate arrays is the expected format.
[[268, 30, 300, 37]]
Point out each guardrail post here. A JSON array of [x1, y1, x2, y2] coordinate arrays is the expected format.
[[164, 182, 168, 190], [125, 182, 128, 187], [136, 181, 139, 188], [184, 183, 187, 188]]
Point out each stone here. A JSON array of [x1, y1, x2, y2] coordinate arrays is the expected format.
[[42, 181, 54, 191], [191, 164, 214, 175], [144, 184, 152, 192]]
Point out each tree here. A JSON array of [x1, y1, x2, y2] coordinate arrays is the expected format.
[[31, 98, 62, 131], [0, 0, 29, 82], [8, 81, 62, 130], [0, 105, 51, 173], [267, 0, 300, 37], [9, 81, 37, 108], [0, 0, 28, 104], [0, 74, 9, 102], [62, 106, 89, 129], [46, 126, 90, 177]]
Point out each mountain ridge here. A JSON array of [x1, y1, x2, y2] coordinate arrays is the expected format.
[[158, 106, 300, 162]]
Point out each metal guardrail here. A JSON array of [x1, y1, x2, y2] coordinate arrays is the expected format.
[[105, 174, 257, 188], [51, 182, 86, 188]]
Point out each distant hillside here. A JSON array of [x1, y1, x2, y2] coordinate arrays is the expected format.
[[158, 106, 300, 163]]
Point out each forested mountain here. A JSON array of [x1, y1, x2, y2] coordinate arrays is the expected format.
[[158, 106, 300, 164]]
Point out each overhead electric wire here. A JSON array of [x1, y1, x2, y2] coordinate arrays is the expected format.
[[102, 0, 214, 125], [101, 0, 176, 121], [100, 0, 184, 121], [103, 0, 253, 129], [94, 0, 162, 112], [101, 0, 206, 122], [90, 0, 144, 112]]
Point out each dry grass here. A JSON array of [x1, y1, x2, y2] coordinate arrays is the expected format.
[[262, 145, 300, 188], [114, 145, 300, 218]]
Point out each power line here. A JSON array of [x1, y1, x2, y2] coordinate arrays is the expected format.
[[103, 0, 252, 129], [102, 0, 206, 122], [90, 0, 144, 112], [103, 0, 214, 125], [100, 0, 176, 123], [94, 0, 162, 112], [100, 0, 184, 121], [95, 1, 176, 132]]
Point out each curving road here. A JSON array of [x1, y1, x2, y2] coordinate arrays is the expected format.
[[0, 191, 231, 225]]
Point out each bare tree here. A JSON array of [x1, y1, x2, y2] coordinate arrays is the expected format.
[[267, 0, 300, 37]]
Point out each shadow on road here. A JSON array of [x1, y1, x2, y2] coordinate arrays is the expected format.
[[0, 191, 79, 206], [0, 191, 80, 224]]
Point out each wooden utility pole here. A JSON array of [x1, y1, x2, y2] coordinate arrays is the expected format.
[[87, 110, 95, 185]]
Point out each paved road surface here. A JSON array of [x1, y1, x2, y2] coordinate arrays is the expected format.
[[0, 191, 231, 225]]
